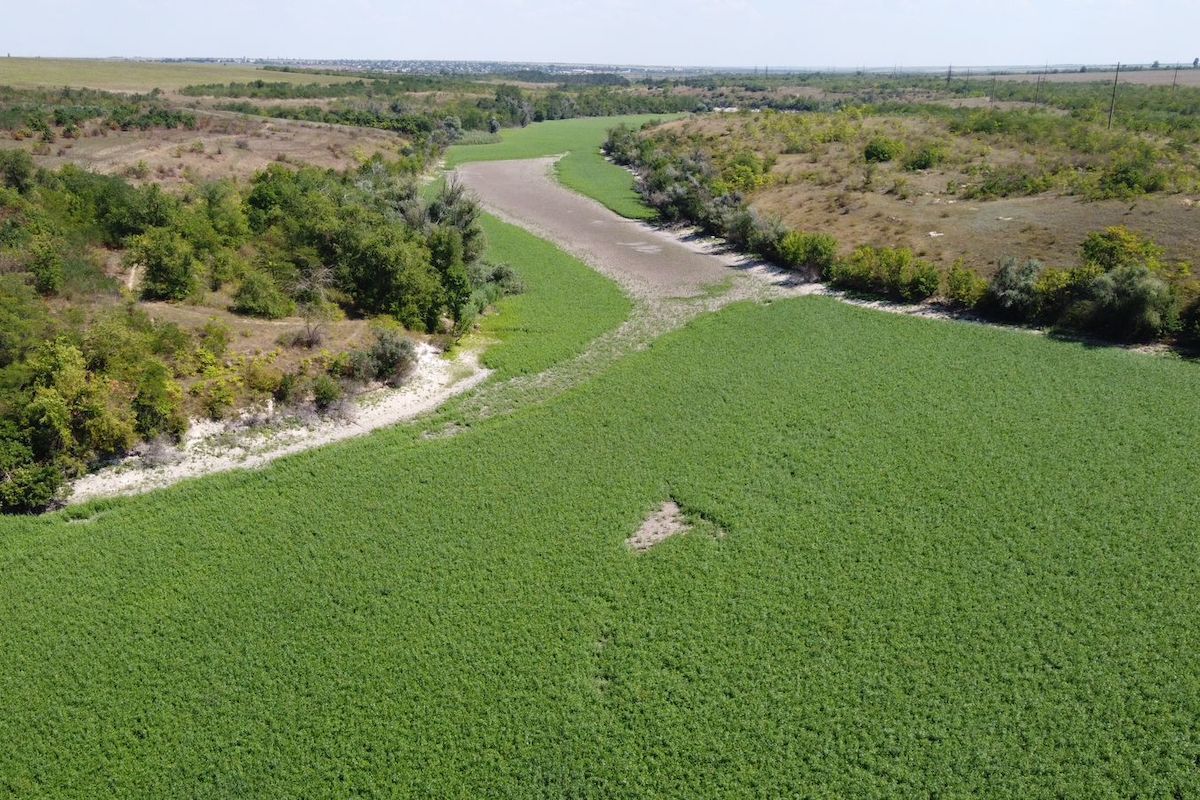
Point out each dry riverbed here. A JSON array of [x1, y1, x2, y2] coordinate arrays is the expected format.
[[68, 344, 488, 505]]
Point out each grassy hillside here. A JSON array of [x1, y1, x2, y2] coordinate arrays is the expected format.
[[2, 298, 1197, 797], [446, 114, 676, 219]]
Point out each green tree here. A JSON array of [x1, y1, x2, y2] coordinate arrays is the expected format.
[[133, 360, 187, 440], [130, 227, 199, 301], [428, 225, 471, 323], [28, 236, 64, 296], [0, 150, 35, 194]]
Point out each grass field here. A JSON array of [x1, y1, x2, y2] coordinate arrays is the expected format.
[[0, 58, 359, 92], [446, 115, 677, 219], [1, 296, 1198, 797], [474, 214, 632, 376]]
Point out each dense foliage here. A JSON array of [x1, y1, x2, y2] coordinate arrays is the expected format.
[[0, 86, 195, 136], [0, 154, 518, 513], [1, 298, 1198, 796], [199, 80, 698, 139]]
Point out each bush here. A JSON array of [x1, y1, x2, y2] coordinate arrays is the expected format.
[[1068, 265, 1178, 342], [1180, 297, 1200, 348], [28, 237, 65, 296], [130, 228, 198, 301], [829, 246, 940, 302], [903, 144, 946, 171], [0, 462, 63, 514], [944, 260, 988, 309], [864, 137, 904, 163], [312, 373, 342, 411], [1034, 264, 1101, 322], [779, 231, 839, 276], [1080, 226, 1163, 272], [370, 329, 418, 387], [132, 361, 187, 440], [232, 270, 295, 319], [984, 257, 1044, 321], [0, 149, 35, 193]]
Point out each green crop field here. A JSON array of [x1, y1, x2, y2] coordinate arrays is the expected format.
[[0, 58, 360, 92], [1, 296, 1198, 797], [474, 214, 631, 376], [446, 114, 678, 219]]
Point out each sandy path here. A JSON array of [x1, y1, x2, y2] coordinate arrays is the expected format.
[[457, 157, 786, 301], [68, 344, 489, 505]]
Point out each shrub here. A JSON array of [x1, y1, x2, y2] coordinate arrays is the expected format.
[[312, 373, 342, 411], [1067, 265, 1178, 342], [1034, 264, 1102, 322], [864, 137, 904, 163], [28, 237, 65, 296], [370, 329, 418, 387], [944, 260, 988, 309], [0, 149, 35, 193], [1180, 297, 1200, 348], [274, 372, 305, 407], [903, 144, 946, 171], [132, 361, 187, 440], [130, 228, 198, 301], [829, 246, 939, 302], [232, 270, 295, 319], [0, 462, 63, 514], [984, 258, 1044, 321], [243, 357, 284, 398], [779, 231, 838, 276], [1080, 226, 1163, 272]]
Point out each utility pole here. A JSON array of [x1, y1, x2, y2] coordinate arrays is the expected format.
[[990, 75, 997, 103], [1173, 65, 1179, 92], [1107, 62, 1121, 129]]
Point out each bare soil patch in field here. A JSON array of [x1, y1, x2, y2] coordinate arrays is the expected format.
[[627, 501, 691, 552]]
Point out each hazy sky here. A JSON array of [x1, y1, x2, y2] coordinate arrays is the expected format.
[[6, 0, 1198, 68]]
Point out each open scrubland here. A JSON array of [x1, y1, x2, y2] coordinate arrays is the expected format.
[[2, 60, 1199, 797], [606, 74, 1200, 348]]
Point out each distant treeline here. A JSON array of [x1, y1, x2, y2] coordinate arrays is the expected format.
[[180, 76, 485, 99], [492, 70, 629, 86], [214, 84, 699, 137]]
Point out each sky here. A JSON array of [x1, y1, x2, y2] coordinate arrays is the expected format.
[[5, 0, 1199, 68]]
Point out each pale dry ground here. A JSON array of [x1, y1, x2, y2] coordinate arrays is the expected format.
[[68, 344, 489, 505], [990, 69, 1200, 87], [0, 110, 406, 184], [626, 501, 690, 552], [0, 58, 361, 92]]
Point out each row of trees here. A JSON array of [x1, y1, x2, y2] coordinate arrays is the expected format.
[[226, 84, 700, 140]]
